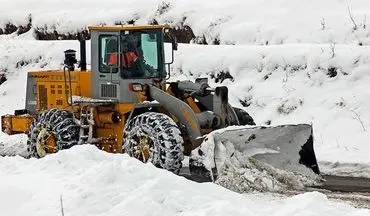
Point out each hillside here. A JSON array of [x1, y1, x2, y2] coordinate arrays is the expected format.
[[1, 0, 370, 45]]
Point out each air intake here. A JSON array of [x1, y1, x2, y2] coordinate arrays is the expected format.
[[100, 83, 118, 98]]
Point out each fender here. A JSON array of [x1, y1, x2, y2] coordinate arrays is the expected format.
[[148, 85, 203, 146]]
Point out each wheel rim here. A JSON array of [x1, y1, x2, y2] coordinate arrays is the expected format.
[[132, 134, 154, 163], [36, 127, 57, 158]]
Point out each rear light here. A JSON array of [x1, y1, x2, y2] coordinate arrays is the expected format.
[[128, 83, 143, 92]]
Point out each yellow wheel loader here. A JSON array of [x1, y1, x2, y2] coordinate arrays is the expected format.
[[1, 24, 320, 178]]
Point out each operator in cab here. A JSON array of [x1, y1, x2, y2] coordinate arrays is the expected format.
[[107, 33, 158, 79]]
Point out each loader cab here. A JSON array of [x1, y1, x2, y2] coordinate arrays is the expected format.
[[88, 25, 176, 102]]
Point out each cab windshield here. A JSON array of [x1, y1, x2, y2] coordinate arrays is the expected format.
[[100, 30, 163, 79]]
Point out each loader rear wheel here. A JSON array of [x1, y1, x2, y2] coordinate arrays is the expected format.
[[233, 107, 255, 125], [27, 108, 80, 158], [123, 112, 184, 174]]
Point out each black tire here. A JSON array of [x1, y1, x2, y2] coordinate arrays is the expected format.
[[123, 112, 184, 174], [233, 107, 255, 125], [27, 108, 80, 158]]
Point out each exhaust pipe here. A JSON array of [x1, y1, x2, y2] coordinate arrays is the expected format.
[[79, 37, 87, 71]]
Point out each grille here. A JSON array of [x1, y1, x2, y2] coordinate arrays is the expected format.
[[56, 100, 63, 105], [100, 83, 118, 98]]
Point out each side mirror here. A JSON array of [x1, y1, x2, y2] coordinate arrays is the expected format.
[[165, 28, 178, 51], [164, 29, 178, 80]]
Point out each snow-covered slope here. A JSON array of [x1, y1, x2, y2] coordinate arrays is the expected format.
[[0, 145, 368, 215], [2, 0, 370, 45]]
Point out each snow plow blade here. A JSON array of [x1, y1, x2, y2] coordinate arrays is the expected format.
[[190, 124, 320, 180]]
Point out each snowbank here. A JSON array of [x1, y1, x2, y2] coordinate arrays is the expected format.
[[0, 145, 367, 215], [319, 161, 370, 178], [1, 0, 370, 45]]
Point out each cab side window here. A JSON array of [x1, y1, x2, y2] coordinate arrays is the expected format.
[[99, 35, 119, 73], [140, 33, 158, 70]]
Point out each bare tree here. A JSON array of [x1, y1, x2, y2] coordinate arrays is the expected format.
[[60, 195, 65, 216], [348, 6, 358, 30], [363, 14, 367, 29], [351, 109, 367, 132], [330, 43, 336, 58], [321, 18, 326, 30]]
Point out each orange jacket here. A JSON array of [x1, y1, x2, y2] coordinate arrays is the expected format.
[[108, 52, 138, 67]]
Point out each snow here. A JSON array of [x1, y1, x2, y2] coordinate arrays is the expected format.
[[0, 134, 28, 157], [71, 95, 118, 104], [0, 145, 368, 215], [319, 161, 370, 178], [2, 0, 370, 45]]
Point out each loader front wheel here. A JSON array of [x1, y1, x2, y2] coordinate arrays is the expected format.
[[123, 112, 184, 174], [27, 109, 80, 158]]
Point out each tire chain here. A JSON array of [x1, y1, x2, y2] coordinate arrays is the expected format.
[[27, 108, 80, 158], [124, 112, 184, 173]]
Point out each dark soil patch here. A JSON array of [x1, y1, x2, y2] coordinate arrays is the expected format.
[[210, 70, 234, 83]]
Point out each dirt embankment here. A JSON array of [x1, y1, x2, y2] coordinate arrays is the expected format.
[[0, 14, 202, 44]]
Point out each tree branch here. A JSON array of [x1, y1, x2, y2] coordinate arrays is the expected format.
[[363, 14, 367, 29], [321, 18, 326, 30], [351, 109, 367, 132], [348, 6, 358, 30], [60, 195, 65, 216]]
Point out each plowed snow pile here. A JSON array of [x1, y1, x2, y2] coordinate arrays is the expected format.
[[215, 156, 319, 193], [0, 145, 368, 216], [189, 125, 322, 193]]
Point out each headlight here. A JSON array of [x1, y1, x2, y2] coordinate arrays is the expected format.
[[128, 83, 143, 92]]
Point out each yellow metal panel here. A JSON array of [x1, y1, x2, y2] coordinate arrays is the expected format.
[[186, 97, 201, 113], [95, 128, 115, 138], [114, 103, 135, 153], [1, 114, 34, 135], [79, 71, 92, 97], [28, 70, 91, 111], [88, 24, 171, 31], [91, 103, 135, 153], [28, 70, 91, 83]]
